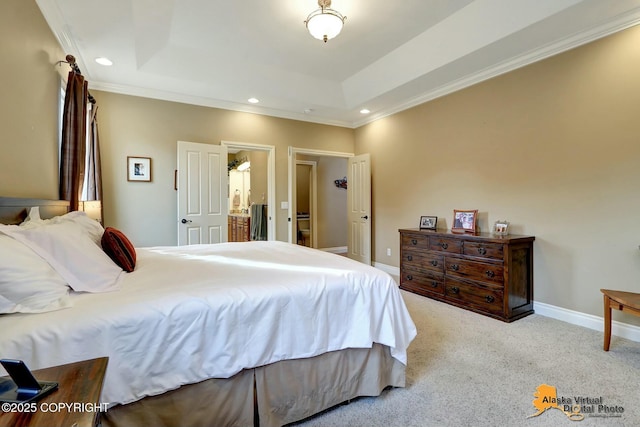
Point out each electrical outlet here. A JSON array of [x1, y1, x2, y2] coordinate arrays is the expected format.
[[386, 248, 391, 256]]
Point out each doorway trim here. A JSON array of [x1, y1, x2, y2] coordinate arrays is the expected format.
[[222, 140, 276, 240], [295, 160, 317, 248], [287, 147, 354, 244]]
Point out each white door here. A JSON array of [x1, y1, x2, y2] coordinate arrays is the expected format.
[[347, 153, 371, 265], [177, 141, 228, 245]]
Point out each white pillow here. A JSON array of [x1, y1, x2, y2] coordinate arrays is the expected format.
[[0, 222, 122, 293], [0, 234, 71, 314], [19, 210, 104, 246]]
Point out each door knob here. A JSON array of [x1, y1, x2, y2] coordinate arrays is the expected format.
[[181, 218, 192, 224], [361, 215, 369, 220]]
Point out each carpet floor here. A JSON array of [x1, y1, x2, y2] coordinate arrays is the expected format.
[[291, 289, 640, 427]]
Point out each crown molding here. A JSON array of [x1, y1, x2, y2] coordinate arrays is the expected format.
[[353, 9, 640, 128], [88, 81, 354, 128], [37, 0, 640, 130]]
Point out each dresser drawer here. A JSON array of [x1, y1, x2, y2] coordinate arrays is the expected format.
[[401, 233, 430, 251], [445, 258, 504, 285], [400, 266, 444, 296], [463, 241, 504, 260], [429, 237, 462, 254], [402, 250, 444, 273], [445, 278, 504, 314]]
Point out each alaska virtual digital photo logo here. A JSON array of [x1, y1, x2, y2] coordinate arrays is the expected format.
[[527, 384, 624, 421]]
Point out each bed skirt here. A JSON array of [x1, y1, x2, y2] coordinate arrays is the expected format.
[[101, 344, 405, 427]]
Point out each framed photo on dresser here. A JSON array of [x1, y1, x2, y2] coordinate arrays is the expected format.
[[419, 216, 437, 230], [452, 209, 477, 233]]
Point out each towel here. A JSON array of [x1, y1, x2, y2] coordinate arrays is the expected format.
[[250, 204, 268, 241]]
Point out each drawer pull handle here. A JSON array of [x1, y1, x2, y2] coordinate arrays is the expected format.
[[407, 255, 413, 261], [485, 295, 495, 303], [478, 247, 487, 255], [411, 239, 417, 245], [406, 275, 413, 281], [451, 264, 459, 271], [451, 287, 460, 294], [431, 281, 438, 288], [430, 260, 438, 266], [485, 270, 495, 278], [440, 242, 448, 249]]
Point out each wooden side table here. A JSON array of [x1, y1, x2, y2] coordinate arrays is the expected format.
[[601, 289, 640, 351], [0, 357, 108, 427]]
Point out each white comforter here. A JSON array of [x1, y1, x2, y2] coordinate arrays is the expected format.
[[0, 241, 416, 405]]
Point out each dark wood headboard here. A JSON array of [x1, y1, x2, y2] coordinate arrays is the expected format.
[[0, 197, 70, 225]]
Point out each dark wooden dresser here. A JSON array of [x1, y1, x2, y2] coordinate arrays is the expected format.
[[399, 229, 535, 322]]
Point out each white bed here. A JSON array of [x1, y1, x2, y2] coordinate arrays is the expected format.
[[0, 198, 417, 426]]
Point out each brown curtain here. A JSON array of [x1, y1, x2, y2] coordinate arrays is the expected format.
[[59, 71, 88, 211], [86, 105, 103, 201]]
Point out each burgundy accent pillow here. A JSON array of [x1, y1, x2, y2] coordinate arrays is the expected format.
[[101, 227, 136, 272]]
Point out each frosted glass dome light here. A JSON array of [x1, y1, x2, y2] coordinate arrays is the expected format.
[[305, 0, 346, 43]]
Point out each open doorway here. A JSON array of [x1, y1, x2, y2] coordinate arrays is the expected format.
[[222, 141, 275, 241], [288, 147, 352, 254]]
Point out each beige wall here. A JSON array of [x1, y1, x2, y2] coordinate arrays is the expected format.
[[355, 25, 640, 325], [296, 164, 311, 215], [0, 0, 66, 198], [316, 156, 347, 248], [94, 91, 353, 246], [248, 150, 268, 205]]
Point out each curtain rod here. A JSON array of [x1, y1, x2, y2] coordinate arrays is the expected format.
[[57, 54, 96, 104]]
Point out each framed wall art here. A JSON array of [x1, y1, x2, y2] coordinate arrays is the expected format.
[[127, 156, 152, 182], [419, 216, 437, 230], [452, 209, 478, 233]]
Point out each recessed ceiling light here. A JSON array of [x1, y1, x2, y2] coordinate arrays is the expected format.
[[304, 108, 314, 114], [95, 57, 113, 66], [248, 98, 259, 104], [360, 109, 370, 114]]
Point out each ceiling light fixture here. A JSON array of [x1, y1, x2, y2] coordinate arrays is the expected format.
[[360, 109, 370, 114], [248, 97, 259, 104], [304, 0, 346, 43]]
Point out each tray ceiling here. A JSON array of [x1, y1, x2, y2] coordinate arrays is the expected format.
[[37, 0, 640, 128]]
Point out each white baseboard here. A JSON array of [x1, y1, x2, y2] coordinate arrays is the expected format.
[[374, 262, 640, 343], [374, 262, 399, 277], [534, 301, 640, 343], [320, 246, 347, 254]]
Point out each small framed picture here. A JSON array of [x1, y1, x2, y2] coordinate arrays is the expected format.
[[452, 209, 478, 233], [493, 220, 510, 236], [419, 216, 437, 230], [127, 156, 152, 182]]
